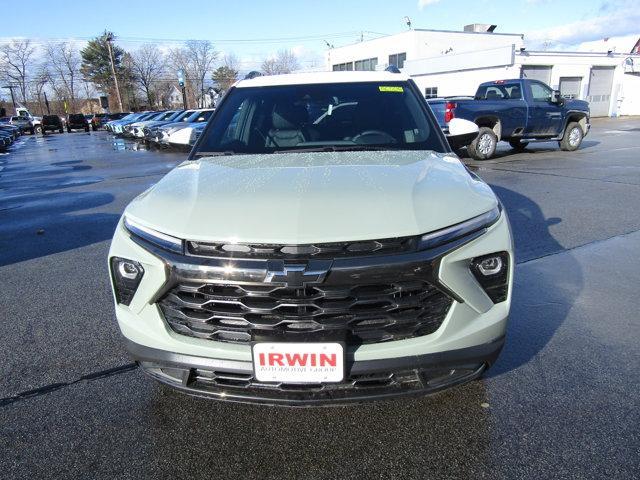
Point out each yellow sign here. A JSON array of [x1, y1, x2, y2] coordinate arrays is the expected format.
[[378, 86, 404, 93]]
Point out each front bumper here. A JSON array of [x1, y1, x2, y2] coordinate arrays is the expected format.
[[128, 336, 504, 406], [110, 210, 513, 405]]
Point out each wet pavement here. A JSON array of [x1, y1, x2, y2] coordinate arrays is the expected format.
[[1, 121, 639, 479]]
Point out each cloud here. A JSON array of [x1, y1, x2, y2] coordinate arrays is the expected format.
[[526, 1, 640, 48], [417, 0, 441, 10]]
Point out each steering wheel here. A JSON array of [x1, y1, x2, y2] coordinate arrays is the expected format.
[[352, 130, 397, 145]]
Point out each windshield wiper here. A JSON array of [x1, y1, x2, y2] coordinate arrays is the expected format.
[[274, 145, 393, 153], [194, 151, 236, 157]]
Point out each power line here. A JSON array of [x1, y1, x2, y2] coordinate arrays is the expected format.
[[0, 31, 386, 46]]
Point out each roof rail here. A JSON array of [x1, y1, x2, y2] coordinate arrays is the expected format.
[[385, 65, 401, 74], [244, 71, 263, 80]]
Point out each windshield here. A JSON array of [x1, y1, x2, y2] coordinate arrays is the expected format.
[[164, 110, 184, 121], [146, 112, 167, 121], [194, 82, 445, 155], [185, 110, 214, 123], [123, 113, 144, 122], [173, 110, 195, 122]]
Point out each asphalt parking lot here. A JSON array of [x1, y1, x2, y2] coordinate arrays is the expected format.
[[1, 119, 639, 479]]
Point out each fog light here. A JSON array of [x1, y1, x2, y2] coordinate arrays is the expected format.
[[477, 256, 503, 276], [118, 260, 141, 280], [470, 252, 509, 303], [110, 257, 144, 306]]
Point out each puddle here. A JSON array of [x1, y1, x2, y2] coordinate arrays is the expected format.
[[112, 139, 151, 151]]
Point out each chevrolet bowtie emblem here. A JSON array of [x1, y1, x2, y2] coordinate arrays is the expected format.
[[264, 263, 329, 287]]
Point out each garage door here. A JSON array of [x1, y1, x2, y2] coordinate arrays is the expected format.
[[521, 66, 552, 85], [559, 77, 582, 99], [587, 67, 615, 117]]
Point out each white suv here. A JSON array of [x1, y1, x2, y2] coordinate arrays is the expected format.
[[109, 70, 513, 405]]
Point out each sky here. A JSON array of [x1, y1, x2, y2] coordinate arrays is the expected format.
[[1, 0, 638, 71]]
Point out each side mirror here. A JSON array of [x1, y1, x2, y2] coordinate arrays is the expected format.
[[552, 90, 565, 105], [446, 118, 479, 150]]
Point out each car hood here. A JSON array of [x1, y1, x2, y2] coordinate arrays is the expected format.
[[124, 150, 498, 244], [564, 99, 590, 113], [158, 121, 190, 132], [143, 120, 170, 128]]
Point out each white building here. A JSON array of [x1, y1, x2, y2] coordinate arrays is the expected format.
[[326, 25, 640, 117]]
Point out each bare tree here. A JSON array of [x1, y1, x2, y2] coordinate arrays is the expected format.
[[29, 65, 50, 115], [261, 49, 300, 75], [131, 44, 166, 108], [0, 39, 36, 103], [184, 40, 218, 108], [45, 42, 81, 111]]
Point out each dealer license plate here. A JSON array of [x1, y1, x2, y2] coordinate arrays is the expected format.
[[252, 342, 344, 383]]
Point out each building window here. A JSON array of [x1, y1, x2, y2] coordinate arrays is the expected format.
[[424, 87, 438, 99], [354, 57, 378, 71], [332, 62, 353, 71], [388, 52, 407, 69]]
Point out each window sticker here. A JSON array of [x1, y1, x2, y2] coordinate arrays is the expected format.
[[379, 86, 404, 93]]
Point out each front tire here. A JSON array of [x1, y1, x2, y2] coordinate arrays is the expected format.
[[468, 127, 497, 160], [559, 122, 583, 151]]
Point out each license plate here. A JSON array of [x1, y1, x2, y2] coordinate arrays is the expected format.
[[252, 342, 344, 383]]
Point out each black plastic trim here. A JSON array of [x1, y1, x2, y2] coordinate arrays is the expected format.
[[125, 336, 505, 406]]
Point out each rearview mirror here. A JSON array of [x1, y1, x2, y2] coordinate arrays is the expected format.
[[446, 118, 479, 150]]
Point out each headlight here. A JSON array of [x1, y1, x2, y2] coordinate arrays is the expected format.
[[419, 206, 500, 250], [124, 216, 183, 253], [110, 257, 144, 306]]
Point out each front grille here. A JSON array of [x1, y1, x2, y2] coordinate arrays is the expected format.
[[158, 279, 452, 345], [191, 367, 422, 392], [187, 236, 417, 259]]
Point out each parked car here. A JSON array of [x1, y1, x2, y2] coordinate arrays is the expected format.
[[0, 123, 21, 140], [14, 108, 43, 134], [128, 111, 180, 139], [158, 109, 215, 146], [66, 114, 90, 132], [0, 130, 14, 150], [188, 121, 206, 146], [0, 115, 38, 134], [90, 113, 109, 131], [109, 70, 513, 405], [144, 110, 194, 143], [133, 110, 184, 140], [426, 78, 590, 160], [107, 112, 147, 134], [41, 115, 65, 134], [120, 112, 159, 137]]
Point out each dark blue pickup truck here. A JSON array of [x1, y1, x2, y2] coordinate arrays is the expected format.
[[427, 79, 590, 160]]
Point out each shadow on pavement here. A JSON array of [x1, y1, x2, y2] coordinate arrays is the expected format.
[[0, 191, 118, 266], [487, 185, 583, 376]]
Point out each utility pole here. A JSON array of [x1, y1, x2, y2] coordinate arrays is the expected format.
[[43, 91, 51, 114], [2, 85, 17, 114], [105, 33, 124, 112]]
